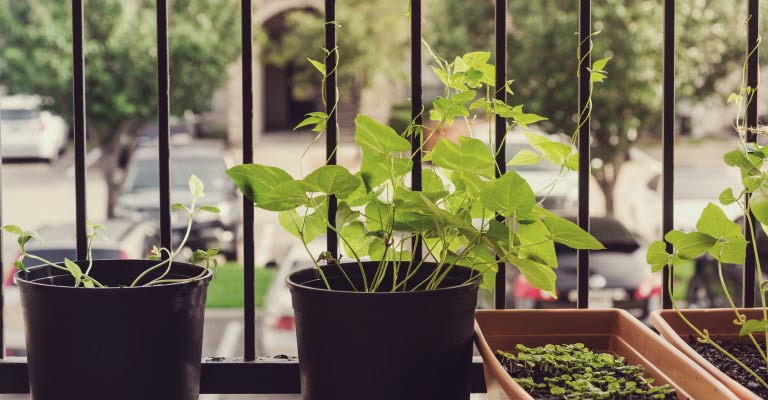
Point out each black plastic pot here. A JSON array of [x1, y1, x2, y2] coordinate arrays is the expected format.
[[288, 261, 481, 400], [15, 259, 212, 400]]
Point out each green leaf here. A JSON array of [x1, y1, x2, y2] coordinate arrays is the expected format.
[[665, 231, 717, 260], [307, 58, 325, 75], [258, 180, 309, 211], [278, 208, 326, 243], [646, 240, 670, 272], [432, 136, 495, 178], [478, 170, 536, 215], [723, 149, 760, 175], [302, 165, 361, 198], [64, 258, 82, 287], [83, 279, 95, 288], [564, 153, 579, 171], [542, 216, 605, 250], [517, 220, 557, 268], [515, 113, 548, 127], [507, 149, 542, 166], [340, 221, 371, 259], [198, 205, 221, 214], [510, 256, 557, 298], [13, 259, 27, 273], [2, 225, 23, 235], [719, 188, 738, 205], [422, 169, 446, 193], [537, 142, 573, 165], [354, 114, 410, 154], [727, 93, 741, 104], [188, 175, 204, 197], [696, 203, 742, 238], [226, 164, 294, 204], [739, 319, 768, 336], [592, 57, 611, 72], [171, 203, 188, 211], [751, 186, 768, 226], [359, 149, 412, 190], [451, 90, 477, 104]]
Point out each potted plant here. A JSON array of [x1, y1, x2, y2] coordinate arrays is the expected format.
[[7, 175, 221, 400], [647, 35, 768, 400], [227, 37, 608, 398]]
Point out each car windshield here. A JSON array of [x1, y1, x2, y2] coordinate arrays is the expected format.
[[674, 168, 739, 200], [0, 109, 38, 120], [123, 156, 233, 192]]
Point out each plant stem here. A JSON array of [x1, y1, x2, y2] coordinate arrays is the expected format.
[[24, 254, 105, 288]]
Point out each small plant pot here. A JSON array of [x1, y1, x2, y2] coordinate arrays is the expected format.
[[15, 259, 212, 400], [475, 309, 737, 400], [288, 261, 480, 400], [651, 308, 766, 400]]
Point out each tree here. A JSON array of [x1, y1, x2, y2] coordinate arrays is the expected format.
[[427, 0, 754, 215], [0, 0, 240, 215]]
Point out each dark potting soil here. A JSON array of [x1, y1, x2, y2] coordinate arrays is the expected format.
[[497, 343, 677, 400], [690, 338, 768, 398]]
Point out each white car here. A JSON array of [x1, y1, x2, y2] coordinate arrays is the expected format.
[[1, 95, 69, 162]]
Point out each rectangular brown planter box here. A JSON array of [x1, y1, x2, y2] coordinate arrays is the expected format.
[[475, 309, 737, 400], [651, 308, 765, 400]]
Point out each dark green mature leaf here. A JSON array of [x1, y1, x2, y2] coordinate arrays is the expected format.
[[751, 186, 768, 226], [478, 171, 535, 216], [355, 114, 410, 154], [664, 231, 717, 260], [432, 136, 495, 178], [359, 150, 412, 190], [258, 180, 309, 211], [740, 319, 768, 336], [542, 216, 605, 250], [302, 165, 361, 198], [646, 240, 670, 272], [340, 221, 370, 258], [278, 208, 326, 243], [696, 203, 746, 264], [335, 202, 360, 228], [422, 169, 446, 193], [226, 164, 293, 204], [509, 256, 557, 297], [723, 149, 761, 175]]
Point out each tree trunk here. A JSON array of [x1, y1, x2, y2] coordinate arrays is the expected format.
[[594, 153, 625, 217], [92, 121, 141, 218]]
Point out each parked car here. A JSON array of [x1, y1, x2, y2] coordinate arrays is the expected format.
[[511, 216, 661, 320], [0, 95, 68, 162], [114, 139, 240, 258], [628, 165, 742, 241], [3, 219, 159, 355]]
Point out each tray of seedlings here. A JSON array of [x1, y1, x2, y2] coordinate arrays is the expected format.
[[474, 309, 738, 400]]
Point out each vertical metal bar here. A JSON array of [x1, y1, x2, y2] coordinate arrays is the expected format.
[[325, 0, 338, 259], [744, 0, 759, 308], [494, 0, 507, 309], [241, 0, 256, 360], [156, 0, 171, 252], [410, 0, 423, 261], [73, 0, 88, 260], [0, 98, 4, 358], [661, 0, 675, 309], [576, 0, 591, 309]]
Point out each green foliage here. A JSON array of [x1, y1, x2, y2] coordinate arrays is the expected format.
[[5, 176, 220, 288], [497, 343, 677, 399]]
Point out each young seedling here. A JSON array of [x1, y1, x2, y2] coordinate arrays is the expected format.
[[3, 175, 221, 288]]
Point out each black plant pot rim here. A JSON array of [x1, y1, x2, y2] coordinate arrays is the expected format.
[[287, 261, 481, 295], [14, 259, 212, 292]]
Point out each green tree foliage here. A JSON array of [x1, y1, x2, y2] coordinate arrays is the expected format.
[[427, 0, 755, 215], [0, 0, 240, 213]]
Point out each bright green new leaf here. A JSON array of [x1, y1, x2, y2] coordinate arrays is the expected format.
[[13, 259, 27, 273], [646, 240, 670, 272], [723, 149, 761, 175], [83, 279, 94, 288], [340, 221, 370, 259], [354, 114, 410, 154], [278, 208, 326, 243], [542, 216, 605, 250], [198, 206, 221, 214], [2, 225, 23, 235], [750, 186, 768, 226], [335, 202, 360, 228], [517, 220, 557, 268], [258, 180, 309, 211], [719, 188, 738, 205], [727, 93, 741, 104], [510, 256, 557, 298], [478, 170, 535, 215], [665, 231, 717, 260], [64, 258, 82, 287], [537, 142, 573, 165], [739, 319, 768, 336], [307, 58, 325, 75], [226, 164, 294, 204], [432, 136, 495, 178], [696, 203, 742, 238], [507, 149, 542, 166], [452, 90, 476, 104], [189, 175, 204, 197], [302, 165, 361, 198], [515, 113, 548, 128], [171, 203, 187, 211], [422, 169, 446, 193], [564, 153, 579, 171], [480, 263, 498, 292], [359, 149, 412, 190], [592, 57, 611, 72]]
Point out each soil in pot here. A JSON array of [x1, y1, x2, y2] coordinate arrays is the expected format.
[[496, 343, 678, 400], [690, 339, 768, 398]]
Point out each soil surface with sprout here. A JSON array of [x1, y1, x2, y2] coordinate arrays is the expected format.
[[690, 338, 768, 398]]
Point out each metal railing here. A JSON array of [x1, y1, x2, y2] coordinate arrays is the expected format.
[[0, 0, 760, 395]]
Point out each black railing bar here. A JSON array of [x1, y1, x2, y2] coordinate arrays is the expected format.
[[576, 0, 591, 309], [241, 0, 257, 361], [0, 357, 489, 394], [661, 0, 675, 310], [73, 0, 88, 260], [156, 0, 172, 252], [744, 0, 759, 308], [494, 0, 507, 309], [410, 0, 423, 261], [325, 0, 338, 259], [0, 96, 4, 358]]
